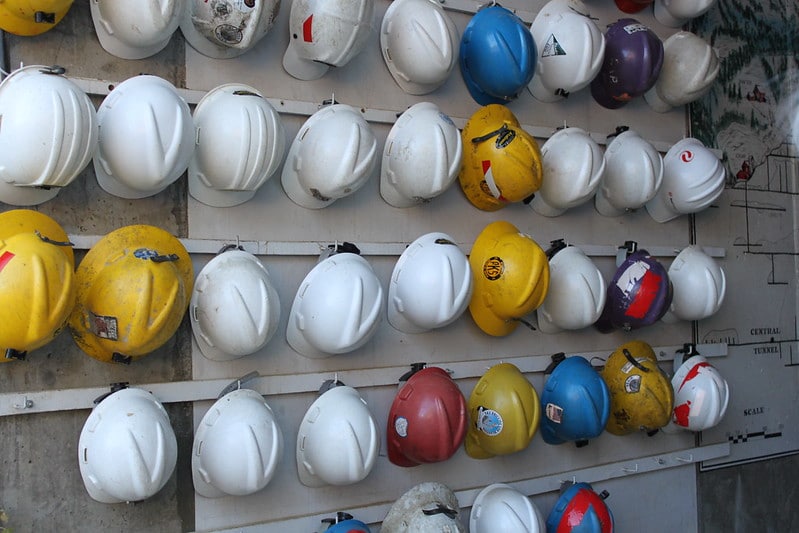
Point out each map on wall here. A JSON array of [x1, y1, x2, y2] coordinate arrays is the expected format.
[[690, 0, 799, 469]]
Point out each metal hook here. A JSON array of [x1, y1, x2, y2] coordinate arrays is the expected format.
[[675, 454, 694, 463], [622, 463, 639, 473]]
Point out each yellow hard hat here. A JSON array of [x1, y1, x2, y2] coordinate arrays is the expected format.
[[458, 104, 543, 211], [0, 209, 74, 266], [601, 340, 674, 436], [0, 0, 73, 36], [468, 221, 550, 336], [0, 231, 75, 360], [68, 225, 193, 364], [465, 362, 540, 459]]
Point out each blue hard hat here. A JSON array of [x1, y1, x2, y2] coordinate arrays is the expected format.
[[546, 482, 614, 533], [539, 355, 610, 445], [459, 5, 537, 105], [324, 516, 371, 533]]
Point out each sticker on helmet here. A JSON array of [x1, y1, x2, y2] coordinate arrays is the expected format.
[[215, 24, 243, 44], [0, 251, 15, 273], [235, 0, 256, 10], [495, 128, 516, 148], [394, 416, 408, 437], [546, 403, 563, 423], [673, 400, 692, 426], [622, 23, 648, 34], [680, 150, 694, 163], [438, 112, 455, 127], [483, 256, 504, 280], [476, 406, 503, 435], [621, 357, 650, 373], [624, 374, 641, 393], [481, 161, 502, 200], [542, 34, 567, 57], [88, 311, 119, 340], [302, 14, 313, 42]]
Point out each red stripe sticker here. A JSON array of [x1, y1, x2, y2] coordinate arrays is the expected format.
[[624, 269, 661, 319], [0, 251, 14, 273], [303, 14, 313, 42]]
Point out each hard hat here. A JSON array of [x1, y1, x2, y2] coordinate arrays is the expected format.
[[595, 246, 672, 333], [68, 225, 193, 364], [380, 0, 459, 95], [94, 75, 194, 199], [545, 482, 614, 533], [281, 103, 377, 209], [190, 247, 281, 361], [654, 0, 718, 28], [387, 232, 472, 334], [0, 209, 75, 266], [0, 0, 72, 36], [645, 137, 726, 223], [459, 5, 536, 105], [644, 32, 720, 113], [590, 19, 663, 109], [382, 481, 465, 533], [0, 231, 75, 359], [662, 245, 725, 323], [78, 387, 177, 504], [470, 483, 545, 533], [0, 65, 97, 206], [540, 355, 610, 445], [465, 363, 540, 459], [459, 105, 543, 212], [380, 102, 462, 208], [319, 512, 372, 533], [537, 242, 606, 334], [387, 365, 467, 466], [614, 0, 653, 14], [180, 0, 280, 59], [282, 0, 374, 80], [468, 221, 550, 337], [296, 382, 379, 487], [90, 0, 184, 60], [287, 245, 383, 358], [665, 353, 729, 432], [601, 340, 674, 435], [189, 83, 286, 208], [529, 126, 605, 217], [192, 388, 283, 498], [594, 129, 663, 217], [528, 0, 605, 103]]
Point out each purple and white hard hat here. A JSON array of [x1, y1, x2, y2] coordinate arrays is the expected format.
[[590, 19, 663, 109]]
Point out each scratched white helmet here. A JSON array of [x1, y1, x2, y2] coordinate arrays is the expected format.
[[189, 83, 286, 207], [94, 75, 193, 199], [192, 388, 283, 498], [470, 483, 545, 533], [181, 0, 280, 59], [382, 481, 465, 533], [661, 245, 725, 323], [282, 0, 374, 80], [91, 0, 185, 60], [380, 0, 459, 95], [654, 0, 718, 28], [663, 353, 729, 432]]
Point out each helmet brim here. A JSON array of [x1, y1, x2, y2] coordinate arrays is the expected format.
[[282, 41, 330, 81]]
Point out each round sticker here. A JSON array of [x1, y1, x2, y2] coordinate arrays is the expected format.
[[483, 256, 504, 281], [394, 416, 408, 438], [475, 406, 503, 436], [625, 374, 642, 393]]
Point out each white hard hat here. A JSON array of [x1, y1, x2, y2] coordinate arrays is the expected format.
[[282, 0, 374, 81], [91, 0, 185, 60], [382, 481, 465, 533], [661, 245, 725, 323], [380, 102, 462, 208], [287, 248, 384, 358], [470, 483, 545, 533], [594, 129, 663, 217], [94, 75, 194, 199], [663, 354, 729, 432], [296, 383, 379, 487], [654, 0, 718, 28], [530, 127, 605, 216], [189, 84, 286, 207], [192, 388, 283, 498], [281, 103, 377, 209], [0, 65, 97, 206], [537, 243, 606, 333], [180, 0, 280, 59], [645, 137, 725, 223], [388, 232, 472, 333], [644, 31, 719, 113], [380, 0, 459, 95], [78, 388, 177, 504], [528, 0, 605, 103], [190, 248, 281, 361]]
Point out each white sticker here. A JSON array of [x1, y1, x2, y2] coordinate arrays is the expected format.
[[546, 403, 563, 423], [394, 416, 408, 438]]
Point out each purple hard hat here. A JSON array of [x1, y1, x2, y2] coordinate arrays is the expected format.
[[591, 19, 664, 109], [595, 249, 672, 332]]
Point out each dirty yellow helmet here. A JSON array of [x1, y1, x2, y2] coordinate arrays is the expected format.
[[68, 225, 193, 364], [0, 231, 75, 361], [0, 209, 74, 266], [465, 362, 540, 459], [600, 340, 674, 436], [0, 0, 73, 36], [468, 221, 550, 336], [458, 104, 543, 211]]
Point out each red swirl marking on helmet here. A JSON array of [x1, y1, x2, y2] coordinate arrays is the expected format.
[[678, 361, 711, 391], [0, 251, 15, 273], [674, 401, 692, 427], [680, 150, 693, 163], [303, 15, 313, 42], [624, 268, 661, 320]]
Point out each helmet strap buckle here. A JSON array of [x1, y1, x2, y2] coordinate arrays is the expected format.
[[4, 348, 26, 361]]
